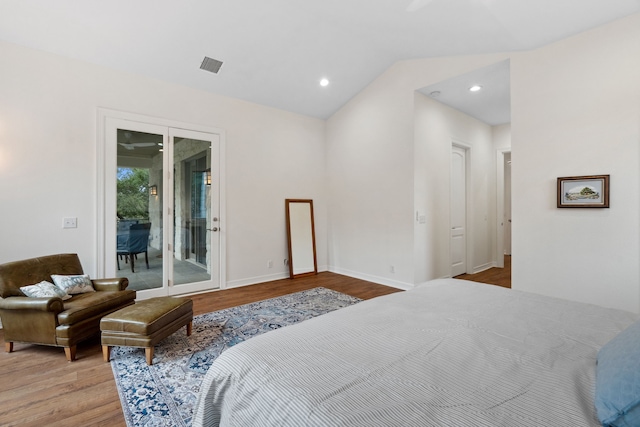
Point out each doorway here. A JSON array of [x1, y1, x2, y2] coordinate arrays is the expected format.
[[504, 153, 512, 256], [98, 110, 225, 298], [450, 144, 469, 276], [496, 149, 512, 268]]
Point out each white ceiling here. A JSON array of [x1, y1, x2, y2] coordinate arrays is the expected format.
[[0, 0, 638, 119], [418, 60, 511, 126]]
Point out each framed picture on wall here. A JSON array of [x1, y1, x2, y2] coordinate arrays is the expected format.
[[557, 175, 610, 208]]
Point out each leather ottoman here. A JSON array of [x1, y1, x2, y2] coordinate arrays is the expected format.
[[101, 296, 193, 365]]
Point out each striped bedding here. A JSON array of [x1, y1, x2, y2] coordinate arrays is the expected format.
[[193, 279, 637, 427]]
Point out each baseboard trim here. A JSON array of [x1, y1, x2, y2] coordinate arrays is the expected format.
[[328, 266, 413, 291], [224, 272, 289, 290], [472, 262, 497, 274], [221, 262, 494, 294], [224, 265, 330, 290]]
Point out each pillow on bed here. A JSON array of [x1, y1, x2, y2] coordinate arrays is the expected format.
[[595, 319, 640, 427], [20, 281, 72, 300], [51, 274, 95, 295]]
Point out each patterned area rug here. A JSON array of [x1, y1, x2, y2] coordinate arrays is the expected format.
[[111, 287, 362, 427]]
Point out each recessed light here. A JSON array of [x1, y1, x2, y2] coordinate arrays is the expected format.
[[469, 85, 482, 92], [320, 78, 330, 87]]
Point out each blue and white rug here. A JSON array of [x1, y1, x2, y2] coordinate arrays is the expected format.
[[111, 287, 362, 427]]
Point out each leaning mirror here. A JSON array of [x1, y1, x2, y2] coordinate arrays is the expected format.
[[285, 199, 318, 278]]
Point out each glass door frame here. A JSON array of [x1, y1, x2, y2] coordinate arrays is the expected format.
[[166, 127, 221, 296], [97, 109, 226, 299]]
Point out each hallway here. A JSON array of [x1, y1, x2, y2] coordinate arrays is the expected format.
[[454, 255, 511, 288]]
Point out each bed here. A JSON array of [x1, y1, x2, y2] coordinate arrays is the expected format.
[[193, 279, 640, 426]]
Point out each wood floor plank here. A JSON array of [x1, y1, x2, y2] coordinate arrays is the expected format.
[[0, 272, 401, 426], [454, 255, 511, 288]]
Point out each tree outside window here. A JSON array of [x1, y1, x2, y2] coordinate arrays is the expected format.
[[117, 168, 150, 219]]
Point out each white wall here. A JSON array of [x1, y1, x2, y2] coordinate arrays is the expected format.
[[511, 13, 640, 312], [326, 53, 509, 289], [0, 40, 327, 288], [493, 124, 511, 151], [327, 13, 640, 312], [325, 71, 415, 288], [413, 92, 495, 284]]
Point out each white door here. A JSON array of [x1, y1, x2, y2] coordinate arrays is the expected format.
[[504, 153, 512, 256], [102, 116, 222, 298], [451, 145, 467, 276]]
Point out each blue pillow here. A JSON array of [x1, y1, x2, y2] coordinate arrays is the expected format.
[[595, 319, 640, 426]]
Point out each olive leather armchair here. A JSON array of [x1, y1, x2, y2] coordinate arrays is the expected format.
[[0, 253, 136, 361]]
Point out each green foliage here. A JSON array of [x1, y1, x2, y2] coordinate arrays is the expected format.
[[117, 168, 150, 219], [580, 186, 596, 195]]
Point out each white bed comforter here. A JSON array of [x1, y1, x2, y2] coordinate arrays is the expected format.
[[193, 279, 637, 427]]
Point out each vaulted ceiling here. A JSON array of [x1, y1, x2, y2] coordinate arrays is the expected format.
[[1, 1, 638, 119]]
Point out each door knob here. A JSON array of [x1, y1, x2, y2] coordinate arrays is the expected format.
[[208, 227, 219, 232]]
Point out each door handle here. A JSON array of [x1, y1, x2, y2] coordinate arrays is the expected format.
[[208, 217, 220, 231]]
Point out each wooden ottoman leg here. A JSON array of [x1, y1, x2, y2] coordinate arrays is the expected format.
[[145, 347, 154, 365], [103, 345, 111, 362], [5, 342, 13, 353], [186, 320, 193, 336]]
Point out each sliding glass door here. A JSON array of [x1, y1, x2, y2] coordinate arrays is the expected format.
[[103, 116, 221, 298]]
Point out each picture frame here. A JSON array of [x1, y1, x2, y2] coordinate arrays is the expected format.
[[557, 175, 609, 208]]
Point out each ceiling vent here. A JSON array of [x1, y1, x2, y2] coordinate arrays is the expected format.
[[200, 56, 223, 74]]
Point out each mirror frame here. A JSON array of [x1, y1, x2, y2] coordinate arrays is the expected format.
[[285, 199, 318, 278]]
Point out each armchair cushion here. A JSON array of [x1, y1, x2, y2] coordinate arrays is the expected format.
[[20, 281, 71, 300], [58, 291, 136, 325], [51, 274, 95, 295]]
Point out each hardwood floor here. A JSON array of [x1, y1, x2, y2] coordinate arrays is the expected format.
[[454, 255, 511, 288], [0, 272, 401, 427]]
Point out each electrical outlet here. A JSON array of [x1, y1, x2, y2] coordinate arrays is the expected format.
[[63, 217, 77, 229], [390, 265, 395, 273], [267, 260, 273, 269], [284, 259, 289, 266]]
